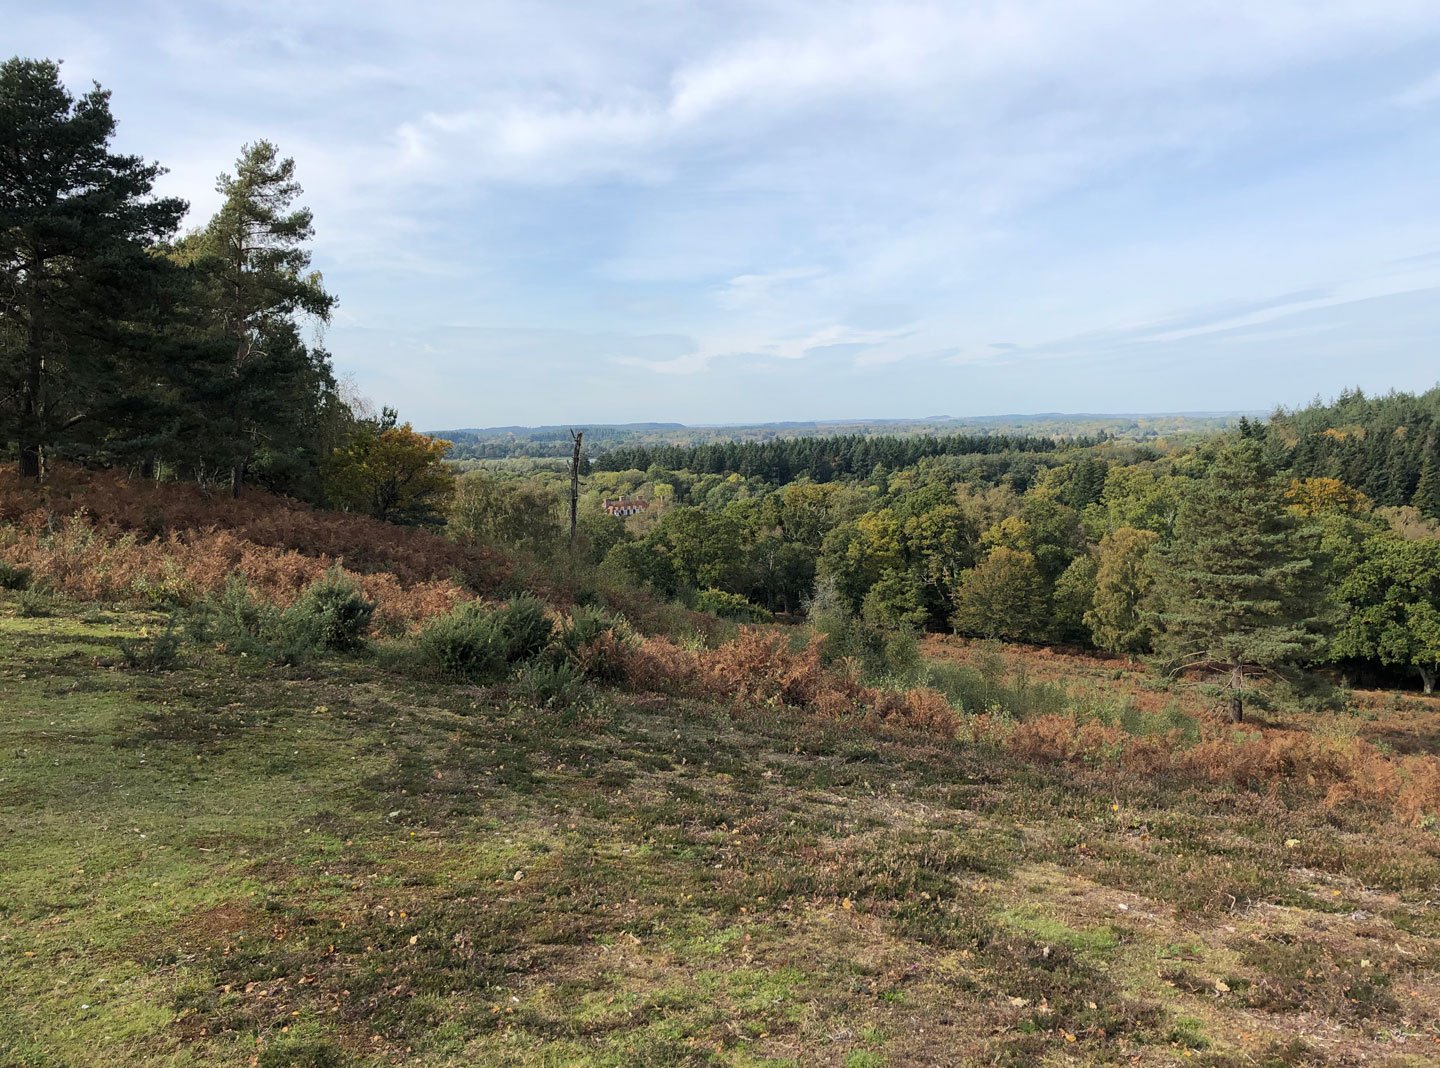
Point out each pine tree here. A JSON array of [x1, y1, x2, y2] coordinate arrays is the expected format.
[[1149, 440, 1324, 722], [1413, 439, 1440, 520], [1, 57, 189, 478], [182, 141, 336, 495]]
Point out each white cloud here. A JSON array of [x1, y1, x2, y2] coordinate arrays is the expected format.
[[12, 1, 1440, 420]]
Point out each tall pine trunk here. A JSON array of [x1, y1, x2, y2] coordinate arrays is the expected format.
[[1229, 659, 1245, 723], [18, 329, 44, 481]]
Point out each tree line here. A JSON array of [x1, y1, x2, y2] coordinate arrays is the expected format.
[[591, 431, 1071, 483], [1261, 386, 1440, 512]]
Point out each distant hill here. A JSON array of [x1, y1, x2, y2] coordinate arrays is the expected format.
[[432, 412, 1252, 461]]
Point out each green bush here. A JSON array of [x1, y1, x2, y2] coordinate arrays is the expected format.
[[922, 662, 993, 712], [282, 570, 375, 652], [494, 594, 553, 663], [556, 605, 631, 680], [118, 615, 183, 671], [0, 562, 31, 591], [186, 578, 324, 666], [15, 586, 56, 618], [129, 564, 190, 608], [418, 601, 507, 680], [921, 651, 1069, 719], [809, 583, 919, 683], [694, 588, 769, 622], [514, 658, 584, 709], [187, 578, 281, 655]]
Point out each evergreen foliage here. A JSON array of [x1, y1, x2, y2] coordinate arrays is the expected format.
[[0, 58, 200, 477], [177, 140, 339, 496], [592, 431, 1063, 483], [1150, 441, 1325, 720], [284, 569, 376, 652], [1268, 386, 1440, 507], [1414, 440, 1440, 520]]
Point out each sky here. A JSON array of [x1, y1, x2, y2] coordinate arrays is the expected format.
[[9, 1, 1440, 428]]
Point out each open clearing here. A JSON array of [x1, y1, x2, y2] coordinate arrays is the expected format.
[[3, 599, 1439, 1066]]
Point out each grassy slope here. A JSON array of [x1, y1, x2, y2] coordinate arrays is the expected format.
[[3, 598, 1439, 1067]]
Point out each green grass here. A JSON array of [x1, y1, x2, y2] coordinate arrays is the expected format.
[[4, 595, 1440, 1066]]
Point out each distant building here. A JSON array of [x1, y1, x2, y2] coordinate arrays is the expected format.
[[602, 496, 649, 517]]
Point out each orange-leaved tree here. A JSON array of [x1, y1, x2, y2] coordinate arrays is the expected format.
[[327, 409, 454, 525]]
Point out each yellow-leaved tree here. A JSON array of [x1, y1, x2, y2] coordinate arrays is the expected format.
[[327, 409, 454, 525]]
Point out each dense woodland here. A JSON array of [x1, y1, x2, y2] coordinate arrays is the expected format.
[[4, 56, 1440, 715], [463, 395, 1440, 707], [439, 413, 1238, 461]]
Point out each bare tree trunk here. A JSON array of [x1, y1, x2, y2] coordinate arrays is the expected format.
[[1420, 665, 1436, 696], [18, 439, 41, 480], [19, 299, 44, 480], [568, 430, 583, 555], [1229, 659, 1245, 723]]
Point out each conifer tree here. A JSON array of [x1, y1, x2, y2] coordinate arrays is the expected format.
[[1413, 439, 1440, 520], [1, 57, 189, 478], [181, 141, 336, 495], [1149, 440, 1324, 722]]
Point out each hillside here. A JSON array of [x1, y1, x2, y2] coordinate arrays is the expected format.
[[4, 595, 1440, 1066]]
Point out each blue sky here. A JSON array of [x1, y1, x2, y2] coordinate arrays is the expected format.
[[11, 2, 1440, 427]]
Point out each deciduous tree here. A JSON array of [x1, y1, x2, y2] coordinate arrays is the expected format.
[[1331, 533, 1440, 693], [950, 547, 1048, 642], [327, 411, 454, 525], [1084, 527, 1159, 654]]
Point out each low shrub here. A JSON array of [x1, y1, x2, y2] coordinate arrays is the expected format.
[[188, 577, 281, 653], [186, 576, 356, 666], [282, 569, 375, 652], [494, 594, 553, 664], [613, 634, 706, 694], [514, 658, 584, 709], [418, 601, 507, 680], [0, 562, 31, 590], [118, 616, 183, 672], [0, 509, 465, 632], [556, 605, 632, 681], [810, 587, 919, 683], [15, 586, 56, 617], [861, 686, 958, 739], [695, 588, 769, 622]]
